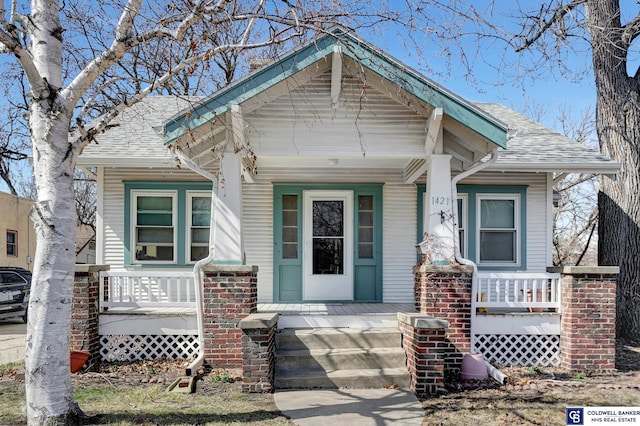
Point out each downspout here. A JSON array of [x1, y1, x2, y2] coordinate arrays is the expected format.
[[450, 148, 498, 355], [171, 146, 219, 377]]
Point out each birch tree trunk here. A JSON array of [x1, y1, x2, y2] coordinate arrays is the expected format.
[[23, 0, 81, 423], [587, 0, 640, 339]]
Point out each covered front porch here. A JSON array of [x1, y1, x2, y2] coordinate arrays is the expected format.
[[96, 268, 565, 367]]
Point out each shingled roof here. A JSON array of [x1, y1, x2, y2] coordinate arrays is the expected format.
[[78, 96, 619, 175], [477, 103, 619, 174]]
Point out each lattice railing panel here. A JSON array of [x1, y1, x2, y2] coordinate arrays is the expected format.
[[100, 334, 199, 362], [473, 334, 560, 366]]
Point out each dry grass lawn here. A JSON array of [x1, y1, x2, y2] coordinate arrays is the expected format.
[[0, 338, 638, 425]]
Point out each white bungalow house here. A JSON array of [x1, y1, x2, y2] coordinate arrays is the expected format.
[[77, 28, 619, 369]]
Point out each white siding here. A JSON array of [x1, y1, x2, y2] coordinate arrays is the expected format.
[[246, 70, 427, 158], [459, 171, 550, 271], [242, 182, 274, 302], [382, 184, 418, 303]]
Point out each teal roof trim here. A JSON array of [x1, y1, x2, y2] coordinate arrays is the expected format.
[[337, 36, 507, 148], [164, 36, 336, 143], [164, 29, 507, 149]]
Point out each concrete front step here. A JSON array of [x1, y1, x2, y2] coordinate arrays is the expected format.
[[277, 314, 398, 329], [274, 367, 411, 390], [275, 327, 410, 390], [276, 347, 407, 370], [276, 327, 402, 350]]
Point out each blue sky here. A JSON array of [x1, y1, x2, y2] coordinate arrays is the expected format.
[[0, 1, 602, 194]]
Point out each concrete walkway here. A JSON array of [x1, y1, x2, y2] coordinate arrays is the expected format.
[[0, 320, 26, 366], [274, 388, 424, 425]]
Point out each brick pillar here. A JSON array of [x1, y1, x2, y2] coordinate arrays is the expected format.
[[201, 265, 258, 369], [398, 313, 448, 396], [414, 262, 473, 369], [551, 266, 619, 373], [239, 313, 278, 393], [71, 265, 109, 370]]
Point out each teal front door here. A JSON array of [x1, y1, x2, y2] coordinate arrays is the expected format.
[[273, 184, 383, 302]]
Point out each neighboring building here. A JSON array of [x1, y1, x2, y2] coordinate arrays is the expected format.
[[0, 191, 36, 270], [78, 28, 618, 304], [76, 224, 96, 264]]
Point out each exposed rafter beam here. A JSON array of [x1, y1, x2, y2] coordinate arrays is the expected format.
[[425, 107, 444, 154], [331, 45, 342, 109], [403, 158, 427, 184], [444, 116, 493, 154]]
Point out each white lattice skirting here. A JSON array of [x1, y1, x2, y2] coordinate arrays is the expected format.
[[473, 334, 560, 367], [100, 335, 199, 362]]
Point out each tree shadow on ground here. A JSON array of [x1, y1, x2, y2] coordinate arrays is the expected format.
[[84, 409, 288, 425]]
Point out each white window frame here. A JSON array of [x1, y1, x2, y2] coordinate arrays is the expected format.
[[131, 190, 178, 264], [476, 193, 520, 267], [186, 191, 212, 264], [457, 195, 468, 259]]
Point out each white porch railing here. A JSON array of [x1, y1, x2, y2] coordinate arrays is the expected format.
[[100, 271, 196, 310], [472, 272, 562, 366], [474, 272, 562, 313]]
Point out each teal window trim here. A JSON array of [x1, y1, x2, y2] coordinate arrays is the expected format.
[[124, 181, 212, 268], [418, 184, 527, 271], [273, 183, 383, 302]]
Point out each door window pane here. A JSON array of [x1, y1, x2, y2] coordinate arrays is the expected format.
[[357, 195, 374, 259], [312, 200, 345, 274], [313, 238, 344, 274], [282, 194, 299, 259], [312, 201, 343, 237]]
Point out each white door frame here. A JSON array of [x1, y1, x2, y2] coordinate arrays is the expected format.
[[303, 190, 354, 301]]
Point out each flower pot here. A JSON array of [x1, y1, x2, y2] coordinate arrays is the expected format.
[[460, 353, 488, 381], [70, 351, 90, 373]]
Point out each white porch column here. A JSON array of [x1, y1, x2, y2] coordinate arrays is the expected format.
[[421, 154, 455, 265], [215, 153, 244, 263]]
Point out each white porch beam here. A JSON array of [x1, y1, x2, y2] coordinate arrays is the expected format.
[[331, 45, 342, 109], [215, 153, 245, 263], [231, 104, 246, 152], [230, 104, 256, 183], [420, 154, 456, 265], [404, 159, 428, 184], [425, 107, 444, 154]]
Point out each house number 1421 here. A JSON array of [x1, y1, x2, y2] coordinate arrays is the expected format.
[[431, 196, 450, 206]]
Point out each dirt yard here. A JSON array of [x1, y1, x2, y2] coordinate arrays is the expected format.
[[0, 338, 638, 425]]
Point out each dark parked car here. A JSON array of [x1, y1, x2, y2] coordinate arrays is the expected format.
[[0, 267, 32, 323]]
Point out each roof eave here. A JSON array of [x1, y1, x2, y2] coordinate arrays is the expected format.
[[489, 162, 622, 174], [163, 28, 509, 149]]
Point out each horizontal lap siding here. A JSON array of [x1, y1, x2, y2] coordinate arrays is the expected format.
[[247, 70, 426, 157], [242, 182, 274, 302], [383, 184, 418, 303], [460, 171, 549, 271]]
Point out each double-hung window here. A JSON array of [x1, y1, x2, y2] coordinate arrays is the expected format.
[[477, 194, 519, 265], [6, 230, 17, 257], [132, 191, 177, 263], [187, 192, 212, 262], [126, 182, 213, 266], [457, 196, 467, 258]]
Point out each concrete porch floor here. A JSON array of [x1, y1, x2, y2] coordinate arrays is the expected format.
[[257, 303, 416, 328]]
